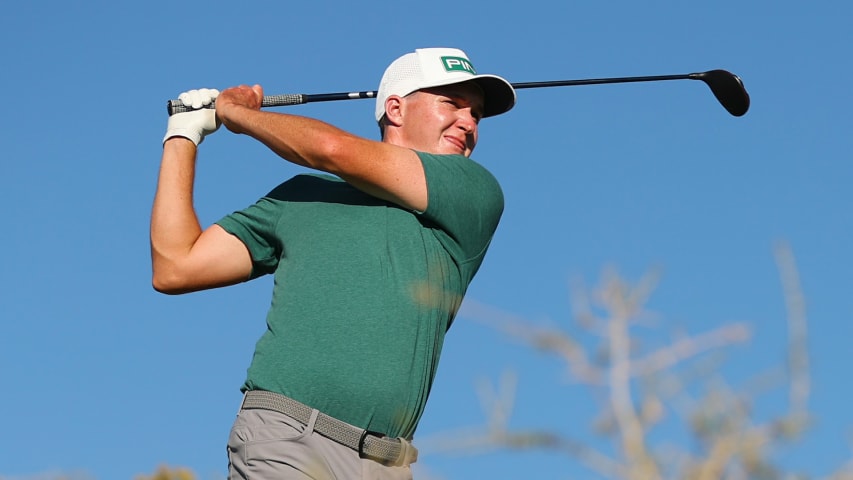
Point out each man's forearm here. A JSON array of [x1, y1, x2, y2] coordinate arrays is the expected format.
[[150, 138, 203, 284], [220, 105, 347, 172]]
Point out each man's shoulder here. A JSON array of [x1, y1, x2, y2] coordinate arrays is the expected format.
[[413, 151, 476, 164], [415, 151, 498, 181]]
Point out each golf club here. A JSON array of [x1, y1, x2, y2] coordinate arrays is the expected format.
[[167, 69, 750, 117]]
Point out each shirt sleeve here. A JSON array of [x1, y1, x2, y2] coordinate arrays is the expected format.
[[417, 152, 505, 264], [215, 192, 285, 280]]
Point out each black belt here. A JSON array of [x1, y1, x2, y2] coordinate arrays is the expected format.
[[241, 390, 418, 466]]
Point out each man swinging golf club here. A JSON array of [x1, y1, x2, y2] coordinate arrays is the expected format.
[[151, 47, 515, 479]]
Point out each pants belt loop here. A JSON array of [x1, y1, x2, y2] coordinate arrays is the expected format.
[[396, 437, 416, 467], [238, 391, 248, 413], [305, 408, 320, 435]]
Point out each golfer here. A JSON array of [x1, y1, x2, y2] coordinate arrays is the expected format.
[[151, 47, 515, 479]]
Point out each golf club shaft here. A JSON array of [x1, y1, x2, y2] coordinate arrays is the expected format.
[[167, 71, 748, 116], [511, 73, 695, 89]]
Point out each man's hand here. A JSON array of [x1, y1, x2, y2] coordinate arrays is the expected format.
[[215, 84, 264, 134], [163, 88, 220, 146]]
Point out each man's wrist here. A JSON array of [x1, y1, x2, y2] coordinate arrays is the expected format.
[[162, 136, 198, 154], [216, 104, 258, 135]]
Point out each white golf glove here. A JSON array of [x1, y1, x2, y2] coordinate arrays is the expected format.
[[163, 88, 220, 146]]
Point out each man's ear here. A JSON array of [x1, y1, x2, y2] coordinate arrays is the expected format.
[[384, 96, 404, 127]]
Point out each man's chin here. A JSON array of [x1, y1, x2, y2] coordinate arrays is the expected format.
[[439, 145, 471, 157]]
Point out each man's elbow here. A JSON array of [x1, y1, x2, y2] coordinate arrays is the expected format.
[[151, 268, 193, 295], [152, 278, 183, 295]]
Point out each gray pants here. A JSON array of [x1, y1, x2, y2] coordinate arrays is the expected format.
[[227, 401, 414, 480]]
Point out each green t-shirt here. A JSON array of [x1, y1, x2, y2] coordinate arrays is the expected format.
[[216, 151, 503, 439]]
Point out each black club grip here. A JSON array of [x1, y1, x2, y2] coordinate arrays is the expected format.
[[166, 94, 307, 116]]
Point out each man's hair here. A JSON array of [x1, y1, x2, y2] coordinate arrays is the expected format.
[[378, 115, 389, 140]]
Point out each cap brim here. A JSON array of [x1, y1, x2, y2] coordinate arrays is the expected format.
[[471, 75, 516, 118], [410, 74, 516, 118]]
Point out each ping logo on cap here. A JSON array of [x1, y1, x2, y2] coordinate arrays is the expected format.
[[441, 56, 477, 75]]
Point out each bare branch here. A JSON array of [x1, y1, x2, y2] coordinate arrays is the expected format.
[[631, 323, 751, 377], [418, 426, 629, 479], [437, 247, 835, 479], [475, 370, 518, 432], [602, 272, 661, 480], [774, 240, 811, 415], [460, 299, 606, 384]]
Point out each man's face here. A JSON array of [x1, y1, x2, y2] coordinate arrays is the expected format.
[[396, 82, 485, 157]]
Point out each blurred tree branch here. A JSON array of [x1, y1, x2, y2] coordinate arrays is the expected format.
[[420, 242, 847, 479], [134, 466, 196, 480]]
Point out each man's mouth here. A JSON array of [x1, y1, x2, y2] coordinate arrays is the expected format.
[[444, 136, 466, 152]]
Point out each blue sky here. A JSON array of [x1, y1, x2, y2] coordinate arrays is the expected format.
[[2, 0, 850, 478]]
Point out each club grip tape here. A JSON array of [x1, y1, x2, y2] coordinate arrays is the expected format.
[[166, 94, 307, 116]]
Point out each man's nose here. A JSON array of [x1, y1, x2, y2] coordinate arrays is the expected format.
[[457, 111, 477, 133]]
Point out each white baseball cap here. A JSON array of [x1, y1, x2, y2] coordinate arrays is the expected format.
[[375, 47, 516, 122]]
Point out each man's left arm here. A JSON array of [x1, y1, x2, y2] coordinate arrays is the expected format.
[[215, 84, 428, 212]]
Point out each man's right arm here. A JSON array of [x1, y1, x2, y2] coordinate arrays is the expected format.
[[150, 136, 253, 295]]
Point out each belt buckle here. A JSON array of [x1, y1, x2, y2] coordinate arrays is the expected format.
[[358, 429, 391, 464]]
